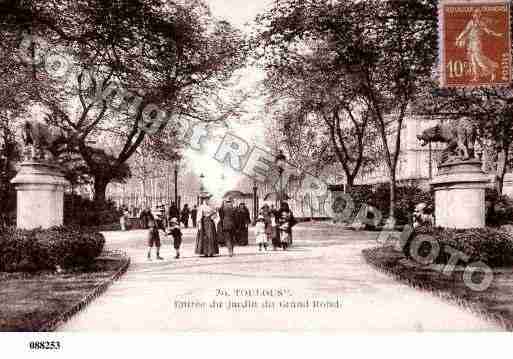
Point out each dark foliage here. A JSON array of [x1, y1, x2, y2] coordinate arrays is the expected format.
[[404, 226, 513, 268], [0, 226, 105, 272], [64, 193, 121, 226], [485, 188, 513, 226]]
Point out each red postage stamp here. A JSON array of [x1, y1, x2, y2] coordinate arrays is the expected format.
[[440, 0, 512, 87]]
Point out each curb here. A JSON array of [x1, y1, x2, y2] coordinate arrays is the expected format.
[[362, 246, 511, 331], [37, 250, 131, 332]]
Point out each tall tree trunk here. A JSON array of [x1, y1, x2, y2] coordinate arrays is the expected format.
[[389, 171, 397, 221], [345, 175, 354, 194], [495, 147, 509, 196], [93, 177, 109, 209]]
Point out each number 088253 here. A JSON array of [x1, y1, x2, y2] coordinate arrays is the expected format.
[[29, 341, 61, 350]]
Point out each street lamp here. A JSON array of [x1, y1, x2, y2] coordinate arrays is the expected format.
[[252, 179, 258, 225], [275, 150, 286, 206], [199, 173, 205, 192], [198, 173, 210, 205], [174, 162, 179, 209]]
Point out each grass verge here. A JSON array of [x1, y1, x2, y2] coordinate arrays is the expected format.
[[0, 250, 130, 331], [363, 245, 513, 330]]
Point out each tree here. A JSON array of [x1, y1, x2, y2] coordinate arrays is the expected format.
[[258, 20, 379, 192], [0, 24, 33, 221], [2, 0, 247, 207], [256, 0, 437, 222]]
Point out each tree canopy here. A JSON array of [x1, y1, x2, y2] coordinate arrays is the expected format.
[[1, 0, 248, 205]]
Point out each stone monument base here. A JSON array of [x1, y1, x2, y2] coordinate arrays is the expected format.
[[11, 161, 69, 229], [430, 160, 489, 229]]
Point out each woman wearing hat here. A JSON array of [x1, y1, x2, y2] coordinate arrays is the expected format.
[[195, 194, 219, 257]]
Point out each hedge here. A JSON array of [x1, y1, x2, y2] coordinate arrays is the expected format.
[[403, 225, 513, 268], [64, 194, 121, 226], [0, 226, 105, 272], [346, 183, 433, 225], [485, 188, 513, 226]]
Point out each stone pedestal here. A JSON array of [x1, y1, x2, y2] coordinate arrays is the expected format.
[[10, 161, 69, 229], [430, 160, 489, 229]]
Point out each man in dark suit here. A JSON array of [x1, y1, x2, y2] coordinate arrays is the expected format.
[[221, 199, 238, 257], [168, 201, 179, 224], [191, 205, 198, 228]]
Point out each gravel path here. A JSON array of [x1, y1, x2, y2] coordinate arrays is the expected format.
[[60, 223, 500, 332]]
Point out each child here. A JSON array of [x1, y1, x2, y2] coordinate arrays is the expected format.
[[255, 214, 268, 251], [147, 219, 164, 260], [169, 217, 183, 259], [279, 213, 290, 250]]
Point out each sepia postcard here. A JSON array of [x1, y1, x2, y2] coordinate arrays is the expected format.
[[1, 0, 513, 356]]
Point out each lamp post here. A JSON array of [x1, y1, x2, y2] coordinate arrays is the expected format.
[[252, 179, 258, 225], [428, 142, 432, 179], [275, 150, 286, 206], [174, 162, 179, 208]]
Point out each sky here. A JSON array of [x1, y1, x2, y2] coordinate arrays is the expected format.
[[184, 0, 273, 200]]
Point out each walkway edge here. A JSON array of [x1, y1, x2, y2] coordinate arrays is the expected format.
[[362, 247, 509, 331], [38, 250, 131, 332]]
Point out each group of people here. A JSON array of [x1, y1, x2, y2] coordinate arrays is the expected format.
[[142, 194, 297, 261], [254, 202, 297, 251], [136, 202, 198, 230], [167, 202, 198, 228], [194, 195, 296, 258], [195, 197, 252, 257]]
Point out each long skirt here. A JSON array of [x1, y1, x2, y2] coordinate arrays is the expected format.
[[195, 217, 219, 256], [216, 221, 226, 246], [237, 226, 249, 246]]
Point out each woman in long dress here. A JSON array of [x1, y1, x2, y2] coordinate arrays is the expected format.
[[216, 201, 226, 246], [278, 201, 296, 246], [236, 203, 251, 246], [195, 196, 219, 257]]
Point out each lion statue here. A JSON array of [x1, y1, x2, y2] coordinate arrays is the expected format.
[[417, 117, 477, 164], [21, 120, 67, 161]]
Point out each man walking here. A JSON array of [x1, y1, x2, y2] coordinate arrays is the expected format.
[[221, 199, 237, 257], [191, 205, 198, 228], [169, 201, 179, 226]]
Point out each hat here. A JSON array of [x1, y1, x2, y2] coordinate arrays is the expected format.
[[199, 191, 212, 199]]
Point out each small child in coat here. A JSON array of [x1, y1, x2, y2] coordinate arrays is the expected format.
[[147, 219, 163, 260], [255, 214, 268, 251], [169, 217, 182, 259]]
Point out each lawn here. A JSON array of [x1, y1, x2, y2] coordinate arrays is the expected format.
[[363, 246, 513, 330], [0, 252, 129, 331]]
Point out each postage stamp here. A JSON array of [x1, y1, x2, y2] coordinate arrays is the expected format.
[[439, 0, 512, 87]]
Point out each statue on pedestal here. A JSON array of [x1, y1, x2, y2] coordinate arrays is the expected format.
[[21, 120, 67, 162], [417, 117, 478, 165], [416, 117, 489, 229], [12, 120, 70, 229]]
